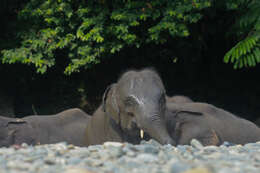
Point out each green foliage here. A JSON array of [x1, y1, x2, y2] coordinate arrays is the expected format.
[[1, 0, 211, 74], [224, 0, 260, 69]]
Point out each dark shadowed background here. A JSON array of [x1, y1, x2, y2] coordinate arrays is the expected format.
[[0, 0, 259, 124]]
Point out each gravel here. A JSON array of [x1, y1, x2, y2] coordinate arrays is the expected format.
[[0, 139, 260, 173]]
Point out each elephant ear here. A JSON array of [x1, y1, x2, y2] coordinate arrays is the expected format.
[[102, 84, 120, 124]]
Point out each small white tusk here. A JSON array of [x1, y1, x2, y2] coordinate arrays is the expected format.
[[140, 129, 144, 139]]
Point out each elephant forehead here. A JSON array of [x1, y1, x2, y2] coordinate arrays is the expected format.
[[130, 77, 142, 89], [122, 76, 162, 90], [120, 82, 162, 98]]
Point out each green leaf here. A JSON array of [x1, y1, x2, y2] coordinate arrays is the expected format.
[[254, 48, 260, 62]]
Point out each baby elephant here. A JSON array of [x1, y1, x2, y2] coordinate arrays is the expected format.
[[85, 68, 174, 146], [0, 108, 91, 147], [166, 102, 260, 146]]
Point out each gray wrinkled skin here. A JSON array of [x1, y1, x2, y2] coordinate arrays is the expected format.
[[0, 108, 91, 147], [166, 102, 260, 146], [85, 68, 175, 146], [0, 116, 36, 147]]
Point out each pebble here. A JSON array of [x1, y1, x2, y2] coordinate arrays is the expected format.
[[0, 139, 260, 173], [183, 167, 213, 173], [64, 167, 96, 173], [135, 153, 158, 163], [190, 139, 204, 149], [104, 141, 124, 147], [168, 160, 192, 173]]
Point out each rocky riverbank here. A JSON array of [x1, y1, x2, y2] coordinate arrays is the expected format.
[[0, 139, 260, 173]]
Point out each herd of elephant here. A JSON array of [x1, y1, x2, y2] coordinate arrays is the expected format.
[[1, 68, 260, 147]]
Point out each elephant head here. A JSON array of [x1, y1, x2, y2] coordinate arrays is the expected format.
[[103, 68, 175, 145], [0, 116, 35, 147]]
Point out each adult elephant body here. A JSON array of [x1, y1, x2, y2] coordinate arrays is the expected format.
[[166, 102, 260, 146], [166, 95, 193, 104], [0, 108, 91, 147], [85, 69, 174, 146]]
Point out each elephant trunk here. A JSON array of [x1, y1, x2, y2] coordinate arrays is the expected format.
[[138, 106, 176, 145], [144, 118, 175, 145]]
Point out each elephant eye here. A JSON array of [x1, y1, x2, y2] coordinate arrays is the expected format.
[[127, 112, 135, 117], [124, 97, 137, 106]]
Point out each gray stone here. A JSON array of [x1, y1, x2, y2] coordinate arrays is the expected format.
[[104, 142, 124, 147], [106, 146, 124, 158], [190, 139, 204, 150], [69, 149, 90, 158], [118, 157, 142, 169], [167, 160, 192, 173], [1, 138, 260, 173], [44, 157, 56, 165], [135, 153, 158, 163], [122, 147, 136, 157], [203, 146, 219, 153], [176, 145, 191, 153], [103, 161, 123, 173], [67, 157, 81, 165], [143, 139, 162, 147], [87, 145, 103, 152], [135, 144, 159, 155], [221, 141, 236, 147], [83, 158, 103, 167]]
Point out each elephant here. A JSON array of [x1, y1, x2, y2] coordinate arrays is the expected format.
[[85, 68, 175, 146], [166, 95, 193, 104], [166, 102, 260, 146], [0, 108, 91, 147], [0, 116, 35, 147]]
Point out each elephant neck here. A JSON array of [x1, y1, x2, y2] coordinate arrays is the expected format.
[[85, 107, 142, 146]]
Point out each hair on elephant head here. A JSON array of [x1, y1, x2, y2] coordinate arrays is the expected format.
[[102, 68, 175, 145]]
